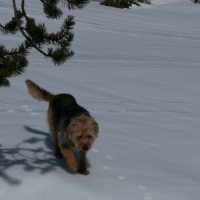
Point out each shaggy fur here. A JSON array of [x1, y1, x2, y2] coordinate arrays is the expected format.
[[25, 79, 99, 175]]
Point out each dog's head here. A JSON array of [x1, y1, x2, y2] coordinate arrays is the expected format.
[[67, 116, 99, 151]]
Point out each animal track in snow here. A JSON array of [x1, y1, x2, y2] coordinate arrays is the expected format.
[[117, 176, 126, 181], [21, 105, 28, 108], [106, 108, 119, 113], [21, 105, 33, 112], [139, 185, 147, 191], [25, 108, 33, 112], [92, 149, 99, 153], [105, 156, 114, 160], [104, 155, 126, 182], [21, 105, 40, 115], [144, 196, 154, 200], [7, 109, 15, 113], [30, 112, 40, 116], [138, 186, 154, 200], [103, 166, 111, 171]]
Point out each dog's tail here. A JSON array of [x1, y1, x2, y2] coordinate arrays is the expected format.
[[25, 79, 54, 102]]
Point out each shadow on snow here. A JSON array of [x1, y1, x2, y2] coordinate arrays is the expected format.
[[0, 126, 90, 186]]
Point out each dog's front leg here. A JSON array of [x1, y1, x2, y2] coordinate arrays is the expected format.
[[62, 149, 77, 172], [79, 150, 90, 175]]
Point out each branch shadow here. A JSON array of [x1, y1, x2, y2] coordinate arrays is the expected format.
[[0, 125, 91, 186]]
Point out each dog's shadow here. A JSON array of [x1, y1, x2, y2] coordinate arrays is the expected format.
[[0, 126, 91, 186]]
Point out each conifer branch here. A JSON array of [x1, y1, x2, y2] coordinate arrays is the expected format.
[[21, 0, 30, 21], [12, 0, 48, 57], [1, 0, 90, 87], [0, 23, 5, 30], [61, 0, 91, 10]]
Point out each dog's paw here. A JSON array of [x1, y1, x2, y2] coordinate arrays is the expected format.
[[54, 151, 63, 159], [68, 162, 77, 172], [66, 157, 77, 172], [62, 149, 77, 172], [79, 169, 90, 175]]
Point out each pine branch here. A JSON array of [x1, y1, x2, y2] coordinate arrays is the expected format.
[[41, 0, 63, 19], [1, 0, 91, 87], [0, 44, 28, 88], [100, 0, 140, 8], [12, 0, 49, 57], [0, 10, 23, 34], [44, 16, 75, 46], [0, 75, 10, 88], [21, 0, 30, 21], [0, 23, 5, 31], [6, 41, 31, 56], [61, 0, 91, 10], [17, 0, 74, 63], [47, 47, 74, 65]]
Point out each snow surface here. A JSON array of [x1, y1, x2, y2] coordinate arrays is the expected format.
[[1, 0, 200, 200]]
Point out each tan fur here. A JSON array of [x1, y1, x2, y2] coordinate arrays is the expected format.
[[67, 116, 98, 151], [62, 149, 77, 172], [25, 79, 99, 175], [25, 79, 53, 101]]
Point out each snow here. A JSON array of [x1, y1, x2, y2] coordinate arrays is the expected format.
[[1, 0, 200, 199]]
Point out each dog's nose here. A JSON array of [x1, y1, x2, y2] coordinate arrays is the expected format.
[[82, 145, 88, 151]]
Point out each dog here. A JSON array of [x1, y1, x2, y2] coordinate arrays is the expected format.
[[25, 80, 99, 175]]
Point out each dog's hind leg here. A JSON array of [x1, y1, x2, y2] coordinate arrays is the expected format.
[[48, 106, 63, 159], [79, 151, 90, 175]]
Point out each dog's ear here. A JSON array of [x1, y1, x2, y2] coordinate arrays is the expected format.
[[67, 122, 77, 139], [91, 121, 99, 137]]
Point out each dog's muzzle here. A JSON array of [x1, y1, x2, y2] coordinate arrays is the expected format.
[[82, 145, 88, 151]]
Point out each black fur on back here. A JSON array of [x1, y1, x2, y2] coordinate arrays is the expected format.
[[50, 94, 90, 128]]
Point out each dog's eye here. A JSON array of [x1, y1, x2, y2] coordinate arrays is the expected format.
[[87, 135, 92, 139], [77, 136, 83, 139]]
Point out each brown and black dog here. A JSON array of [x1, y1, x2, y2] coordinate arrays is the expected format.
[[25, 80, 99, 175]]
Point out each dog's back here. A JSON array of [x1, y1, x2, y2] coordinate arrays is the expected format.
[[50, 94, 90, 127], [26, 79, 91, 128]]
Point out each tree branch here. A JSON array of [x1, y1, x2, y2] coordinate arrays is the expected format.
[[12, 0, 48, 57], [21, 0, 30, 21], [0, 23, 5, 29]]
